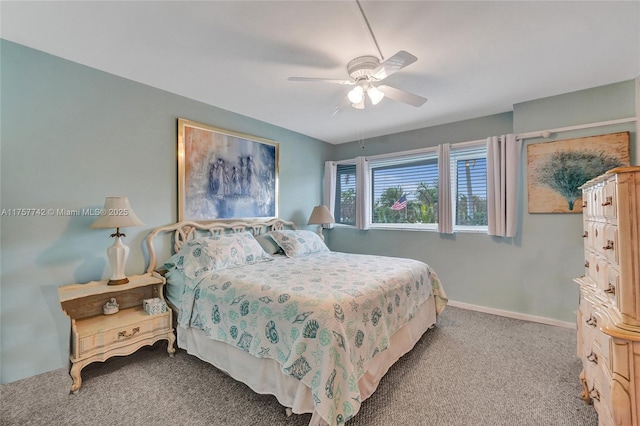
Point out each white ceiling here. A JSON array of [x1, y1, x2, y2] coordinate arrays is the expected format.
[[2, 1, 639, 144]]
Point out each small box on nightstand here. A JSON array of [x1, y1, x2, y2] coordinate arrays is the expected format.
[[143, 297, 167, 315]]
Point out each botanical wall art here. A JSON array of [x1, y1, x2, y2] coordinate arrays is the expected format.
[[527, 131, 629, 213], [178, 119, 279, 221]]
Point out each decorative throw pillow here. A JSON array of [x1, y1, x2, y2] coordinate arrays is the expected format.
[[177, 232, 272, 280], [267, 229, 329, 258]]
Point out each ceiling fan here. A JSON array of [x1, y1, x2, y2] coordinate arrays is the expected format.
[[287, 0, 427, 112]]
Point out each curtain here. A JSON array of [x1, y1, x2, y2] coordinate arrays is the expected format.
[[323, 161, 336, 229], [355, 156, 370, 230], [437, 143, 453, 234], [486, 134, 522, 237]]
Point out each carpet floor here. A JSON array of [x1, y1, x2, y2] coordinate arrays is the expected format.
[[0, 306, 598, 425]]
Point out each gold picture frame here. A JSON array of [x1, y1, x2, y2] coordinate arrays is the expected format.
[[177, 118, 279, 221]]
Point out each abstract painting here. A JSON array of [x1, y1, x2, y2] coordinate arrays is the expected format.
[[527, 131, 629, 213], [178, 119, 279, 221]]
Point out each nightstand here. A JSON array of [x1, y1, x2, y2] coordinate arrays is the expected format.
[[58, 272, 175, 393]]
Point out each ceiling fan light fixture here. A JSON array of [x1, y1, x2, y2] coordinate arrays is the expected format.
[[367, 85, 384, 105], [347, 85, 364, 104], [351, 98, 365, 109]]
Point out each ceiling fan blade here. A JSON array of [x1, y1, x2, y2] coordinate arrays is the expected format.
[[371, 51, 418, 81], [287, 77, 353, 85], [331, 96, 352, 116], [378, 85, 427, 107]]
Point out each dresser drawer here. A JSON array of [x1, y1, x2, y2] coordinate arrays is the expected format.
[[592, 373, 614, 426], [74, 307, 171, 359], [583, 222, 596, 251], [601, 180, 618, 220], [601, 225, 619, 265]]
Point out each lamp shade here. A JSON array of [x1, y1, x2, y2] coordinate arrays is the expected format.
[[307, 205, 335, 225], [90, 197, 144, 229]]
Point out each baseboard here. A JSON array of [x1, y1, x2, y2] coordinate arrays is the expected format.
[[447, 300, 577, 329]]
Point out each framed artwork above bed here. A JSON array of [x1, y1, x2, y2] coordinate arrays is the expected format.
[[177, 118, 279, 221]]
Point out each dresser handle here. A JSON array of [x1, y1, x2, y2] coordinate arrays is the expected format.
[[584, 261, 589, 268], [603, 240, 614, 250], [585, 315, 597, 327], [601, 196, 612, 206], [604, 284, 615, 295], [582, 231, 588, 238], [118, 327, 140, 339], [589, 387, 600, 402], [582, 201, 587, 208], [587, 352, 598, 364]]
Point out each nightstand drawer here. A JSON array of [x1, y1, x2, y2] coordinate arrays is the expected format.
[[74, 307, 171, 359]]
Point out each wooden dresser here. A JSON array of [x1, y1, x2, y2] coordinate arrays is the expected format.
[[575, 166, 640, 426]]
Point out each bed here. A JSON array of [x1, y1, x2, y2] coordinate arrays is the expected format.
[[145, 219, 447, 426]]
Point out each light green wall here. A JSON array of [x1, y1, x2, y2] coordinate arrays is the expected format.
[[326, 80, 636, 325], [0, 40, 332, 383], [1, 39, 636, 385]]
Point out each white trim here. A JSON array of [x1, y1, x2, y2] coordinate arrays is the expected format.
[[447, 300, 577, 329]]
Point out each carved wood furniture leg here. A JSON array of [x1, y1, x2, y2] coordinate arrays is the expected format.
[[69, 361, 83, 394], [167, 333, 176, 357]]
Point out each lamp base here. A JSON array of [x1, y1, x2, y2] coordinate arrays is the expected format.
[[106, 235, 130, 286], [108, 277, 129, 285]]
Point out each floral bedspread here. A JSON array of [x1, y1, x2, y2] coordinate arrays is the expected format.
[[177, 251, 447, 426]]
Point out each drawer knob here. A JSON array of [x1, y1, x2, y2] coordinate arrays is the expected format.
[[601, 196, 612, 206], [587, 351, 598, 364], [582, 231, 588, 238], [118, 327, 140, 339], [604, 284, 616, 295], [585, 315, 597, 327], [582, 201, 588, 208], [584, 261, 589, 268], [589, 387, 600, 402], [603, 240, 614, 250]]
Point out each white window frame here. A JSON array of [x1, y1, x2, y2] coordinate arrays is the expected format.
[[450, 141, 488, 233], [330, 141, 489, 233], [367, 147, 438, 231]]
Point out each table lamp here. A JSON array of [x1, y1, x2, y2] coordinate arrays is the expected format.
[[90, 197, 144, 285], [307, 205, 335, 240]]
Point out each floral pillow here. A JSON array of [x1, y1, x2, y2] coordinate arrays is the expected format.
[[176, 232, 272, 280], [267, 229, 329, 258]]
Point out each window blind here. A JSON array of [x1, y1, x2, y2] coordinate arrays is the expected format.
[[450, 143, 488, 227]]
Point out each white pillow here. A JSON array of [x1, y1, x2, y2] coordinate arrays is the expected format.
[[267, 230, 329, 258], [178, 232, 272, 279]]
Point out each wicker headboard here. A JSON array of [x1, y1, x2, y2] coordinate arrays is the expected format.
[[145, 218, 296, 273]]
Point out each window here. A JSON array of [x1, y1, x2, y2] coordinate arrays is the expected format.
[[334, 163, 356, 225], [329, 141, 488, 232], [370, 152, 438, 226], [451, 144, 488, 230]]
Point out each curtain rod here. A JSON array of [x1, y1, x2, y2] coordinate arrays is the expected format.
[[335, 116, 637, 165], [516, 117, 636, 141]]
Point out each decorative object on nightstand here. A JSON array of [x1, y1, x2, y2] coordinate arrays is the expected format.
[[102, 298, 119, 315], [307, 205, 335, 240], [58, 272, 175, 393], [143, 297, 167, 316], [90, 196, 144, 285]]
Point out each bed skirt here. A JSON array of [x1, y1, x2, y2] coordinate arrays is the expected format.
[[177, 295, 438, 425]]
